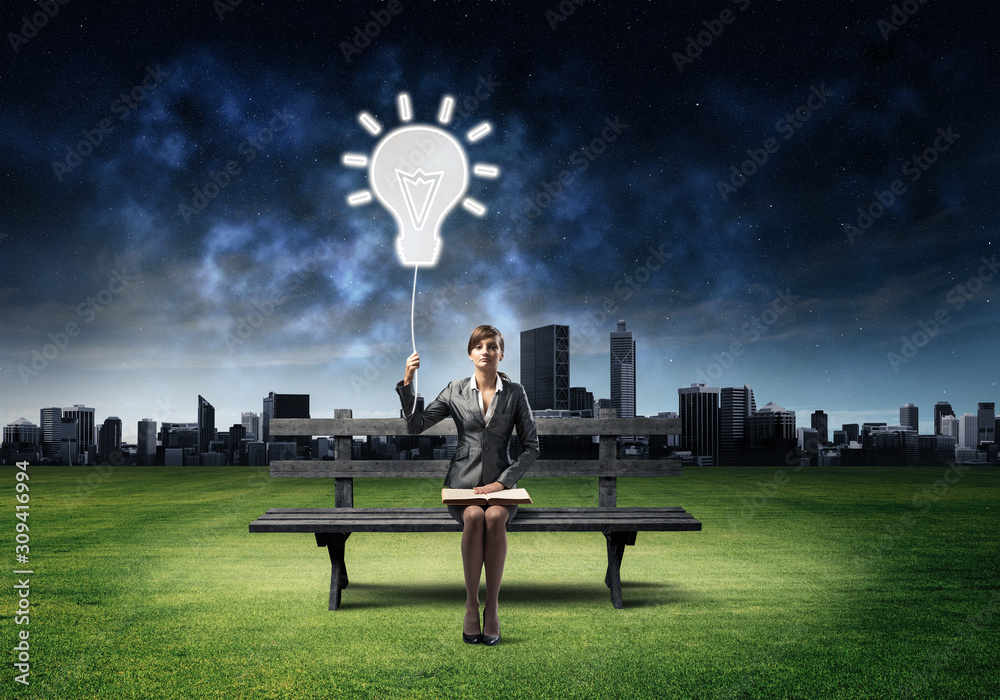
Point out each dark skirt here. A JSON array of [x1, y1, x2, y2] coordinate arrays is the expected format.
[[447, 503, 518, 530]]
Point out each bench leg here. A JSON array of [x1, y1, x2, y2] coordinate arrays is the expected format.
[[603, 531, 637, 609], [315, 533, 350, 610]]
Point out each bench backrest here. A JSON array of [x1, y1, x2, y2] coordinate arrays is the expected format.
[[269, 411, 681, 507]]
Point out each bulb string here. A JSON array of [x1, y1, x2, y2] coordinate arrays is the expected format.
[[410, 264, 418, 416]]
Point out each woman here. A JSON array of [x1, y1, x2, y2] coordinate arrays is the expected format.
[[396, 324, 539, 646]]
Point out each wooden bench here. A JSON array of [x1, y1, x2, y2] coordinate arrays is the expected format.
[[249, 411, 701, 610]]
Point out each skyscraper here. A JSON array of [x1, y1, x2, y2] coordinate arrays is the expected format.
[[263, 392, 310, 458], [62, 405, 95, 461], [241, 412, 260, 441], [137, 418, 157, 466], [569, 387, 594, 414], [610, 320, 636, 419], [197, 395, 216, 458], [940, 415, 960, 440], [934, 401, 955, 436], [520, 325, 569, 410], [98, 416, 122, 461], [751, 402, 796, 442], [978, 403, 996, 445], [262, 392, 309, 443], [40, 407, 62, 460], [811, 410, 828, 444], [720, 385, 755, 466], [679, 383, 720, 465], [959, 413, 978, 449], [900, 403, 919, 434]]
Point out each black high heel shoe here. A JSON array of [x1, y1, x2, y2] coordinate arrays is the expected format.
[[481, 611, 500, 646], [463, 612, 482, 644]]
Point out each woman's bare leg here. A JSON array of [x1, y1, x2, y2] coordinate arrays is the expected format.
[[460, 506, 486, 635], [482, 505, 509, 637]]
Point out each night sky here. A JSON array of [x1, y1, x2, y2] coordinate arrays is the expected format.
[[2, 0, 997, 442]]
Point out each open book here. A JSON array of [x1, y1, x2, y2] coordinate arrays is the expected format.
[[441, 488, 533, 506]]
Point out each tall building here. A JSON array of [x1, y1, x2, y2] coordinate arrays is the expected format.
[[934, 401, 955, 435], [610, 320, 636, 419], [262, 392, 310, 443], [977, 403, 996, 445], [842, 423, 860, 443], [197, 395, 216, 458], [60, 416, 80, 465], [98, 417, 122, 461], [520, 325, 569, 410], [797, 427, 820, 460], [241, 412, 260, 441], [940, 415, 960, 439], [2, 418, 42, 465], [228, 424, 247, 465], [4, 418, 42, 446], [958, 413, 978, 449], [40, 407, 62, 460], [679, 383, 720, 465], [137, 418, 157, 466], [869, 426, 918, 466], [751, 402, 796, 442], [62, 405, 96, 457], [811, 410, 829, 444], [719, 385, 755, 466], [263, 392, 311, 459], [900, 403, 919, 434], [569, 387, 594, 414]]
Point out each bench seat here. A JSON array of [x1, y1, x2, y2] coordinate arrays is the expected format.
[[250, 506, 702, 609]]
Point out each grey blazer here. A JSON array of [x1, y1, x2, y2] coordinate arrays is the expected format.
[[395, 376, 540, 489]]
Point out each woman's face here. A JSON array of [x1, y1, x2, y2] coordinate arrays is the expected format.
[[469, 335, 504, 372]]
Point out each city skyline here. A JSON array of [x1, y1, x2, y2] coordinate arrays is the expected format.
[[2, 3, 997, 447], [4, 314, 999, 445]]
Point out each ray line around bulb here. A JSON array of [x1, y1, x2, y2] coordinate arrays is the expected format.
[[359, 111, 382, 136], [346, 190, 372, 206], [342, 153, 369, 168], [472, 163, 499, 178], [397, 92, 413, 122], [466, 122, 492, 143], [437, 95, 455, 125], [462, 197, 486, 217]]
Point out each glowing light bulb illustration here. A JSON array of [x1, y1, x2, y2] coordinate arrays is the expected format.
[[343, 92, 499, 267]]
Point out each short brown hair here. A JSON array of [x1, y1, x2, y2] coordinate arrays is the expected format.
[[467, 325, 504, 355]]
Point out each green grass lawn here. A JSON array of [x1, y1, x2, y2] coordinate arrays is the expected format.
[[2, 464, 998, 699]]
